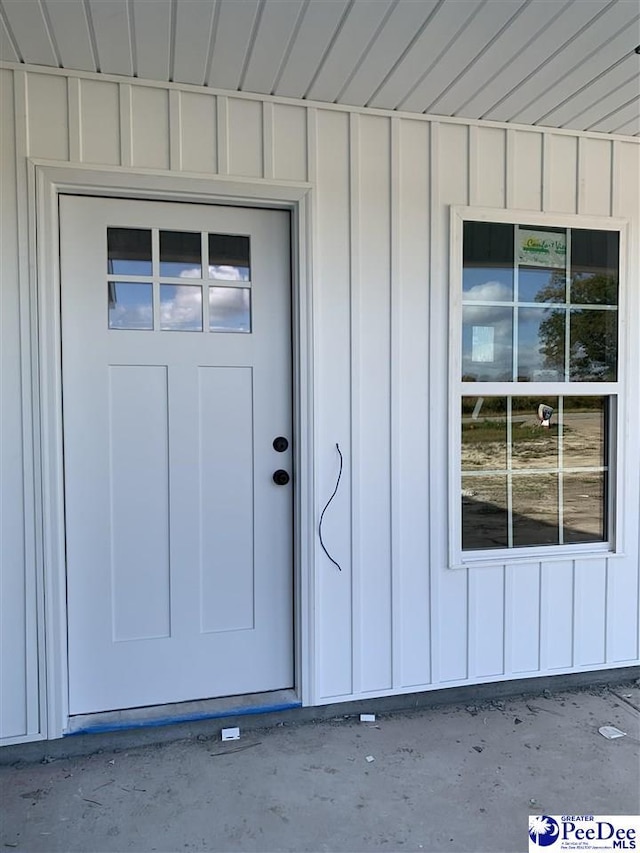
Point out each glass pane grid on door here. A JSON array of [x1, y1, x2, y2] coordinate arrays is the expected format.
[[461, 396, 608, 550], [107, 227, 252, 333]]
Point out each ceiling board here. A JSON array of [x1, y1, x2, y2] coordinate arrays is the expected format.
[[399, 0, 528, 113], [1, 0, 57, 66], [368, 0, 483, 109], [206, 0, 260, 90], [133, 0, 172, 82], [88, 0, 133, 76], [43, 0, 96, 72], [0, 10, 20, 63], [305, 0, 395, 103], [588, 99, 640, 134], [241, 0, 305, 95], [274, 0, 350, 98], [172, 0, 217, 86]]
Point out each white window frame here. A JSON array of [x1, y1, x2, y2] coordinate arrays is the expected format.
[[448, 206, 629, 569]]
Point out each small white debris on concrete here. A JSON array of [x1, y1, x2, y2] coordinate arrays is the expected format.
[[598, 725, 626, 739], [365, 755, 375, 763], [221, 727, 240, 741], [360, 714, 376, 722]]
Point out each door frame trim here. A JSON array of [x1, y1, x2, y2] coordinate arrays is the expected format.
[[30, 159, 316, 739]]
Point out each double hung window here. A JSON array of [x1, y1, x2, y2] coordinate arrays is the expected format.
[[451, 210, 624, 564]]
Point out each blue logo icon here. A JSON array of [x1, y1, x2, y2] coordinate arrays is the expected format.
[[529, 816, 560, 846]]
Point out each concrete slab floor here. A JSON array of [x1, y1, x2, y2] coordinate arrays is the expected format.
[[1, 683, 638, 853]]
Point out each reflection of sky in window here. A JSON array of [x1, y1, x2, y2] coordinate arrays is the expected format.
[[463, 268, 513, 300], [107, 258, 152, 275], [108, 282, 153, 330], [518, 267, 564, 303], [208, 265, 250, 281], [160, 284, 202, 331], [209, 287, 251, 333]]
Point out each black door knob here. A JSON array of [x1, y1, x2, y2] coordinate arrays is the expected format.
[[273, 436, 289, 452], [273, 469, 290, 486]]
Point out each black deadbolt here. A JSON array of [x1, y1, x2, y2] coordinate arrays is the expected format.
[[273, 469, 290, 486], [273, 436, 289, 452]]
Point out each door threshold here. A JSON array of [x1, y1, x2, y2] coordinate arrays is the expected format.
[[65, 689, 301, 736]]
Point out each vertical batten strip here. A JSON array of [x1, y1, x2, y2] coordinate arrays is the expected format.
[[169, 89, 182, 171], [576, 136, 584, 214], [262, 101, 275, 180], [541, 132, 551, 212], [428, 120, 440, 686], [216, 95, 229, 175], [505, 129, 516, 210], [118, 83, 133, 168], [349, 111, 362, 696], [67, 77, 81, 163], [390, 117, 402, 688], [305, 106, 319, 704], [13, 70, 40, 736], [468, 124, 478, 207]]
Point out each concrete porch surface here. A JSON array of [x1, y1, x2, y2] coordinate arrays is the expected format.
[[1, 682, 638, 853]]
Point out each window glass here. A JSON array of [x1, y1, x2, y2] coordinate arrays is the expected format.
[[562, 472, 606, 544], [209, 287, 251, 333], [107, 228, 152, 275], [562, 397, 606, 468], [462, 474, 509, 550], [519, 267, 565, 303], [208, 234, 251, 281], [160, 231, 202, 278], [463, 221, 514, 301], [569, 309, 617, 381], [160, 284, 202, 331], [462, 306, 512, 381], [512, 473, 559, 547], [108, 282, 153, 330], [517, 307, 565, 381]]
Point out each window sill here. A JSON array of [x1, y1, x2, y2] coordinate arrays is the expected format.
[[449, 542, 624, 570]]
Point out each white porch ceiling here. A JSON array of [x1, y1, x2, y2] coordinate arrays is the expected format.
[[0, 0, 638, 136]]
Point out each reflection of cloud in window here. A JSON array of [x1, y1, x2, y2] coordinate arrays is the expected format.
[[178, 267, 202, 278], [160, 285, 202, 330], [208, 265, 250, 281], [109, 302, 152, 329], [463, 280, 512, 302]]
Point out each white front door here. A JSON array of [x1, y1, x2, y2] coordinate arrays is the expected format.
[[60, 196, 293, 715]]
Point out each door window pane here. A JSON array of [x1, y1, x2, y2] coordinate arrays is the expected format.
[[160, 231, 202, 278], [208, 234, 251, 281], [160, 284, 202, 331], [462, 306, 512, 381], [209, 287, 251, 333], [517, 307, 565, 381], [107, 228, 152, 275], [108, 282, 153, 330], [569, 309, 617, 381]]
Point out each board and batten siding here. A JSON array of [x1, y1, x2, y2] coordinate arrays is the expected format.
[[0, 65, 638, 742]]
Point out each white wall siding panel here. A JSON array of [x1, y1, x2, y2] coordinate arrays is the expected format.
[[26, 73, 68, 160], [314, 109, 354, 700], [0, 68, 30, 739], [511, 131, 543, 211], [545, 134, 578, 214], [273, 105, 307, 183], [179, 92, 217, 175], [79, 79, 120, 166], [130, 86, 169, 170], [355, 115, 392, 693], [1, 66, 638, 741], [470, 567, 505, 679], [578, 138, 613, 216], [573, 559, 607, 667], [509, 563, 541, 674], [541, 561, 574, 670], [395, 119, 431, 689], [227, 97, 263, 179], [472, 126, 506, 208]]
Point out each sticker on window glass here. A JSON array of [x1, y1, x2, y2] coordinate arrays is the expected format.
[[472, 326, 495, 363], [517, 229, 566, 269]]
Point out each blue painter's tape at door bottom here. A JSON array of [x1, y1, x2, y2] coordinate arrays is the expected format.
[[65, 701, 303, 736]]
